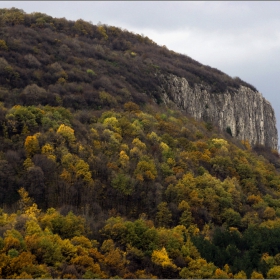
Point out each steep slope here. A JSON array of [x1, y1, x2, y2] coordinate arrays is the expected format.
[[159, 74, 278, 149]]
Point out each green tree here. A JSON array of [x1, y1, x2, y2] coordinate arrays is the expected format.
[[73, 19, 94, 35], [156, 202, 172, 228], [2, 8, 25, 26], [111, 173, 133, 195], [178, 200, 193, 228], [222, 208, 242, 227], [179, 258, 216, 279]]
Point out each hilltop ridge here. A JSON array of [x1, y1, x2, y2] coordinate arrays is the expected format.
[[0, 7, 277, 149]]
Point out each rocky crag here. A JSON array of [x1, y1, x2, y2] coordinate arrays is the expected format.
[[159, 74, 278, 150]]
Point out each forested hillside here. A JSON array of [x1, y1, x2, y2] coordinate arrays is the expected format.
[[1, 8, 280, 278]]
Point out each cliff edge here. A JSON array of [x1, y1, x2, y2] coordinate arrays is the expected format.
[[159, 74, 278, 150]]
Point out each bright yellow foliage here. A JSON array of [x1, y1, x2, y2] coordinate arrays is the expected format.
[[60, 155, 93, 184], [213, 268, 230, 279], [25, 219, 42, 236], [25, 203, 41, 219], [180, 258, 216, 279], [3, 236, 21, 252], [267, 266, 280, 279], [75, 159, 93, 184], [212, 138, 228, 147], [103, 117, 121, 133], [234, 270, 247, 279], [151, 247, 177, 269], [18, 187, 33, 213], [147, 131, 160, 143], [160, 142, 169, 153], [23, 158, 34, 169], [41, 143, 56, 161], [24, 135, 40, 157], [57, 124, 76, 142], [250, 271, 264, 279], [134, 157, 157, 181], [119, 150, 129, 168], [132, 138, 146, 150], [97, 25, 108, 40]]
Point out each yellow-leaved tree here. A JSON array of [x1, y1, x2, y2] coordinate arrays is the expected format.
[[41, 143, 56, 161], [119, 150, 129, 169], [18, 187, 40, 219], [179, 258, 216, 279], [60, 153, 93, 185], [151, 247, 177, 270], [134, 156, 157, 182], [57, 124, 76, 143], [24, 135, 40, 157]]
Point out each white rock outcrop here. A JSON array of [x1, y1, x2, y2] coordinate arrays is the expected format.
[[159, 74, 278, 150]]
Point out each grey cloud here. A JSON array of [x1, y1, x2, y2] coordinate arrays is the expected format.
[[2, 2, 280, 35]]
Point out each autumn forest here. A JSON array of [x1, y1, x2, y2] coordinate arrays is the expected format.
[[0, 8, 280, 279]]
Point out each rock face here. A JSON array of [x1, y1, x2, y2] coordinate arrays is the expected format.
[[159, 74, 278, 150]]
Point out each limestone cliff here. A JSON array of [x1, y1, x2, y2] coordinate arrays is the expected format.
[[159, 74, 278, 150]]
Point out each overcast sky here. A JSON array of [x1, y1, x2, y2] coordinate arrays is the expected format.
[[1, 1, 280, 147]]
